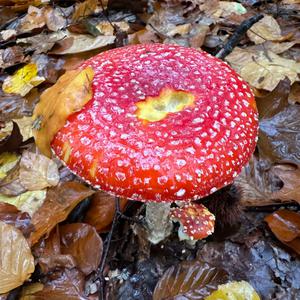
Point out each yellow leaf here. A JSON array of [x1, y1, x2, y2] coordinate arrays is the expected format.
[[0, 152, 20, 179], [0, 190, 47, 217], [33, 66, 94, 157], [2, 64, 45, 96], [0, 221, 35, 294], [205, 281, 260, 300]]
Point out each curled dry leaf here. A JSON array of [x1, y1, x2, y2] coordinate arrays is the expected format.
[[226, 47, 300, 91], [247, 15, 284, 44], [33, 66, 94, 157], [19, 150, 60, 190], [84, 191, 128, 232], [2, 63, 45, 97], [0, 221, 35, 294], [265, 210, 300, 255], [0, 202, 33, 238], [153, 260, 228, 300], [60, 223, 103, 275], [28, 182, 94, 245]]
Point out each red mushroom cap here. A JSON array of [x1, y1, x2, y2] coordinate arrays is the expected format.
[[170, 203, 215, 240], [51, 44, 258, 202]]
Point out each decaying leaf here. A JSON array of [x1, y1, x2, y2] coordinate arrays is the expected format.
[[44, 6, 67, 32], [29, 182, 94, 245], [153, 260, 228, 300], [33, 66, 94, 157], [0, 190, 47, 216], [60, 223, 103, 275], [0, 221, 35, 293], [2, 63, 45, 97], [19, 150, 60, 190], [247, 15, 284, 44], [226, 47, 300, 91], [205, 280, 260, 300], [289, 83, 300, 104], [0, 46, 27, 69], [18, 5, 46, 33], [0, 202, 33, 238], [0, 121, 23, 154], [84, 191, 128, 232], [265, 210, 300, 255], [72, 0, 98, 22]]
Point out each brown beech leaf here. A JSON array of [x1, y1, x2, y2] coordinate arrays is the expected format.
[[265, 210, 300, 254], [29, 182, 94, 246], [22, 268, 86, 300], [60, 223, 103, 275], [84, 191, 128, 232], [36, 226, 77, 274], [19, 150, 60, 190], [0, 221, 35, 294], [33, 66, 94, 157], [0, 202, 33, 238], [257, 80, 300, 164], [153, 260, 228, 300]]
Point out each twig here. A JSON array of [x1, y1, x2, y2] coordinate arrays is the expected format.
[[216, 14, 264, 60]]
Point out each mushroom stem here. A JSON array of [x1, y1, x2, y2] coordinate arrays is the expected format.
[[145, 202, 173, 244]]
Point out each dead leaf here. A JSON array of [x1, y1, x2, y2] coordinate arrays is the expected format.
[[60, 223, 103, 275], [2, 63, 45, 96], [218, 1, 247, 17], [0, 202, 33, 238], [44, 6, 67, 32], [84, 191, 128, 232], [28, 182, 94, 245], [19, 150, 60, 190], [0, 152, 19, 179], [0, 221, 35, 293], [18, 5, 46, 33], [226, 47, 300, 91], [247, 15, 283, 44], [72, 0, 98, 22], [0, 46, 27, 69], [96, 21, 130, 36], [33, 66, 94, 157], [289, 83, 300, 104], [0, 121, 23, 154], [153, 260, 228, 300], [20, 283, 44, 300], [265, 210, 300, 255]]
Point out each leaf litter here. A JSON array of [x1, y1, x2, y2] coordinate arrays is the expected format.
[[0, 0, 300, 299]]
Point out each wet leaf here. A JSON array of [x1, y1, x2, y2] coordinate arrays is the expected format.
[[84, 191, 128, 232], [205, 281, 260, 300], [33, 66, 94, 157], [60, 223, 103, 275], [0, 190, 46, 216], [0, 221, 35, 293], [226, 47, 300, 91], [2, 63, 45, 97], [28, 182, 94, 245], [0, 121, 22, 154], [257, 80, 300, 164], [247, 15, 284, 44], [153, 260, 228, 300], [19, 150, 60, 190], [0, 202, 33, 238], [265, 210, 300, 255]]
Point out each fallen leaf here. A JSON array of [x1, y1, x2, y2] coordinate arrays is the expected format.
[[205, 281, 260, 300], [72, 0, 98, 22], [33, 66, 94, 157], [28, 182, 94, 245], [20, 283, 44, 300], [0, 121, 23, 154], [14, 116, 34, 141], [0, 202, 33, 238], [95, 21, 130, 36], [153, 260, 228, 300], [0, 46, 27, 69], [2, 63, 45, 97], [0, 190, 47, 216], [218, 1, 247, 17], [265, 210, 300, 255], [247, 15, 283, 44], [18, 5, 46, 34], [19, 150, 60, 190], [0, 152, 19, 179], [51, 32, 115, 55], [84, 191, 128, 232], [226, 47, 300, 91], [289, 83, 300, 104], [60, 223, 103, 275], [44, 6, 67, 32], [0, 221, 35, 293]]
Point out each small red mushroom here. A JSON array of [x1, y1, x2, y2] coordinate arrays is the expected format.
[[170, 203, 215, 241], [51, 43, 258, 204]]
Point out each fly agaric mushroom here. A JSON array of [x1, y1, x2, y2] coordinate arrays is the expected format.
[[170, 203, 215, 242], [49, 44, 258, 243]]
